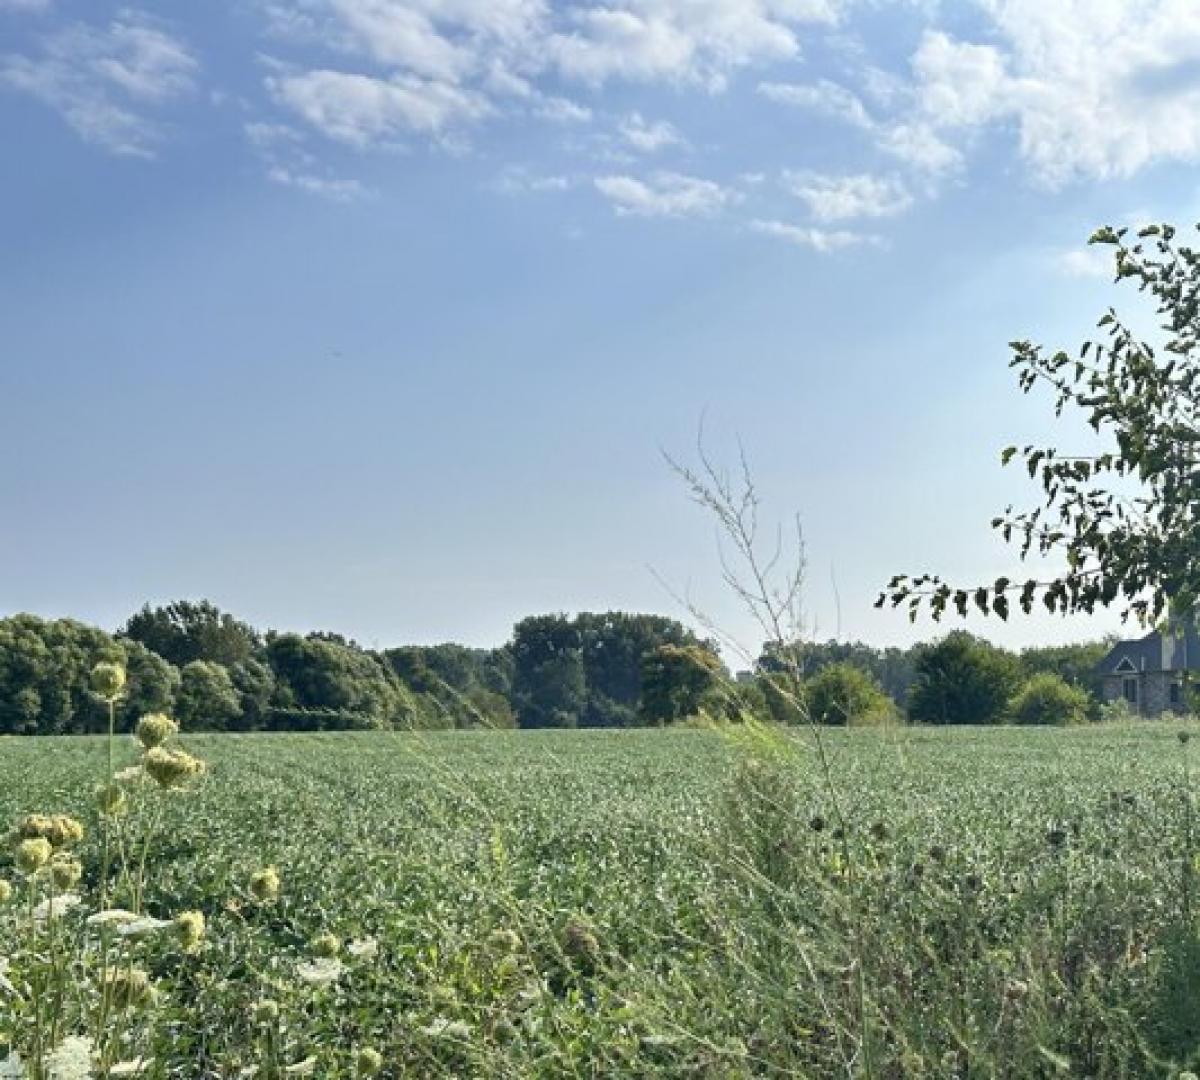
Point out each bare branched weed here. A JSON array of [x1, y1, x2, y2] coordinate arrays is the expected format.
[[658, 426, 884, 1077]]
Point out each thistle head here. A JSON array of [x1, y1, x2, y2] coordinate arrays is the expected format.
[[91, 661, 127, 701], [175, 910, 205, 953], [252, 999, 280, 1024], [104, 968, 153, 1010], [96, 783, 127, 817], [135, 713, 178, 750], [249, 866, 281, 903], [356, 1048, 384, 1076], [15, 837, 52, 874], [143, 747, 205, 789], [50, 856, 82, 891], [311, 932, 341, 959]]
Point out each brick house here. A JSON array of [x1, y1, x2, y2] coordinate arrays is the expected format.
[[1098, 625, 1200, 716]]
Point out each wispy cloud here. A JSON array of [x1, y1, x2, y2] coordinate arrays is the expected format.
[[268, 165, 371, 202], [594, 171, 734, 217], [783, 171, 912, 221], [750, 218, 880, 252], [757, 78, 872, 128], [0, 10, 197, 157], [619, 111, 685, 153]]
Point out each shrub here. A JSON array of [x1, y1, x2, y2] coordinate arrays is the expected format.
[[803, 664, 895, 726], [1099, 697, 1140, 724], [908, 632, 1021, 725], [1008, 673, 1091, 726]]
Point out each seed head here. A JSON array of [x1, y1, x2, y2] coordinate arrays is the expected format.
[[560, 918, 601, 972], [249, 866, 281, 903], [104, 968, 153, 1010], [91, 661, 127, 700], [356, 1048, 384, 1076], [135, 713, 178, 750], [311, 932, 341, 959], [252, 999, 280, 1024], [16, 837, 52, 874], [50, 856, 83, 891], [96, 783, 128, 817], [13, 814, 84, 849], [0, 880, 11, 903], [143, 747, 205, 789], [175, 910, 205, 953]]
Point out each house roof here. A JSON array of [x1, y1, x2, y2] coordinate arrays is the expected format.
[[1099, 625, 1200, 674]]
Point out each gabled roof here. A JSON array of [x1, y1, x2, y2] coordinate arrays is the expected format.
[[1099, 625, 1200, 674]]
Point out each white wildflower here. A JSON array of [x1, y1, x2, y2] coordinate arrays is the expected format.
[[32, 894, 81, 924], [347, 937, 378, 960], [295, 957, 345, 987], [283, 1058, 317, 1074], [87, 909, 138, 927], [45, 1035, 95, 1079], [0, 958, 13, 995], [115, 765, 144, 784], [421, 1017, 471, 1040], [110, 1060, 151, 1076], [116, 916, 172, 940]]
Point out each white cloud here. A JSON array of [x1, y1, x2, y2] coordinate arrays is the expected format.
[[900, 2, 1200, 188], [783, 170, 912, 221], [619, 111, 685, 152], [1055, 246, 1114, 279], [268, 165, 371, 201], [268, 68, 490, 144], [495, 164, 572, 193], [594, 170, 734, 217], [877, 120, 962, 177], [535, 95, 591, 123], [757, 78, 872, 128], [0, 11, 197, 156], [750, 218, 879, 252]]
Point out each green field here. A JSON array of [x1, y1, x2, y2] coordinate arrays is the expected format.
[[3, 724, 1200, 1077]]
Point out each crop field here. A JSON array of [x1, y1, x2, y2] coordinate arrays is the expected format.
[[3, 723, 1200, 1077]]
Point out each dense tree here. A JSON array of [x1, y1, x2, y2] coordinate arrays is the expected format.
[[176, 660, 242, 731], [123, 600, 260, 669], [0, 615, 178, 735], [639, 644, 724, 725], [908, 632, 1021, 725], [884, 223, 1200, 626], [803, 664, 894, 726], [759, 639, 917, 706], [266, 633, 410, 729]]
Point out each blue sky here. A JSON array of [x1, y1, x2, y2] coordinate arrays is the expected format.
[[2, 0, 1199, 659]]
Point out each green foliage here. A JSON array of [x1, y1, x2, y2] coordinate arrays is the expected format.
[[638, 643, 724, 725], [803, 663, 895, 726], [267, 633, 410, 729], [760, 638, 917, 706], [1008, 672, 1091, 726], [884, 222, 1200, 625], [176, 660, 243, 731], [2, 725, 1200, 1074], [908, 631, 1022, 725], [122, 599, 260, 668]]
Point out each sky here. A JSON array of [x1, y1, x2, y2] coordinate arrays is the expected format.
[[2, 0, 1199, 661]]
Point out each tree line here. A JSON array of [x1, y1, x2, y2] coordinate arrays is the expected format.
[[0, 600, 1116, 735]]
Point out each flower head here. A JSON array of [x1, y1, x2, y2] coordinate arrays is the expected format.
[[143, 747, 205, 789], [356, 1048, 384, 1076], [252, 999, 280, 1024], [13, 814, 84, 849], [311, 932, 341, 959], [15, 837, 52, 874], [91, 661, 127, 700], [44, 1034, 95, 1080], [135, 713, 178, 750], [175, 910, 205, 953], [296, 957, 345, 987], [0, 880, 12, 904], [96, 782, 128, 817], [50, 856, 82, 891], [104, 968, 153, 1010], [249, 866, 281, 903]]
